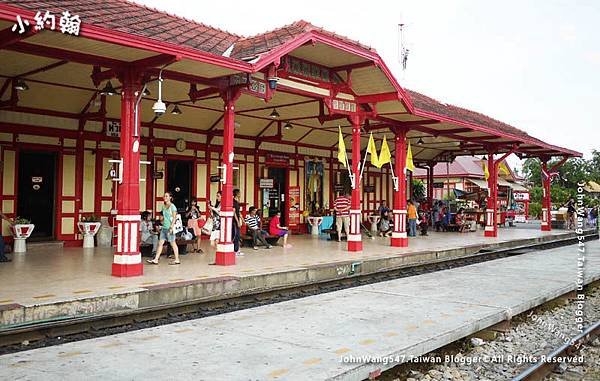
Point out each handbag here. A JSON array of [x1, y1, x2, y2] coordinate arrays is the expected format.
[[201, 219, 213, 235], [172, 214, 184, 234]]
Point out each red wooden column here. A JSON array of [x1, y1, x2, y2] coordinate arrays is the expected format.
[[541, 161, 552, 231], [348, 115, 363, 252], [484, 153, 498, 238], [391, 128, 408, 247], [215, 88, 241, 265], [427, 161, 434, 208], [112, 69, 143, 277]]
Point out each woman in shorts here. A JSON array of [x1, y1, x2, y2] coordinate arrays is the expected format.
[[269, 210, 291, 248], [147, 192, 180, 265]]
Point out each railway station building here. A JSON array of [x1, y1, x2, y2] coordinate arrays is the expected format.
[[0, 0, 580, 278]]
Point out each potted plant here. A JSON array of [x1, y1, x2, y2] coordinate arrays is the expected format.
[[77, 215, 101, 248], [10, 217, 35, 253]]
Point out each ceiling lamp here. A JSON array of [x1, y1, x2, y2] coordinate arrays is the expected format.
[[284, 122, 293, 130], [417, 137, 425, 145], [482, 155, 488, 161], [269, 108, 280, 119], [99, 80, 117, 96], [142, 87, 151, 96], [171, 104, 182, 115], [152, 72, 166, 116], [14, 79, 29, 91]]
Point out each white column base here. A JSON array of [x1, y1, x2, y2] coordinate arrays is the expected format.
[[83, 234, 95, 248], [14, 238, 27, 253]]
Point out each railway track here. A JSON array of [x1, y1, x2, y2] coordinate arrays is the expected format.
[[511, 320, 600, 381], [1, 232, 597, 355]]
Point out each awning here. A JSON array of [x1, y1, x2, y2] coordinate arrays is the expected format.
[[509, 182, 529, 192], [467, 178, 488, 189], [497, 178, 512, 187]]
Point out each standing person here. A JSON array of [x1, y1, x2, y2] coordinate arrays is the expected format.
[[407, 200, 418, 237], [333, 192, 351, 242], [0, 211, 15, 262], [564, 198, 576, 230], [147, 192, 180, 265], [432, 200, 440, 232], [185, 197, 202, 253], [140, 211, 158, 255], [208, 191, 221, 247], [232, 189, 243, 257], [269, 210, 291, 248], [245, 206, 272, 250]]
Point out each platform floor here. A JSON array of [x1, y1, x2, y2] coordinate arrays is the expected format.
[[0, 228, 578, 309], [1, 238, 598, 381]]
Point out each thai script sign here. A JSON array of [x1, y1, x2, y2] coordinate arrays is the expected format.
[[286, 56, 331, 83], [331, 99, 357, 113], [106, 121, 121, 138]]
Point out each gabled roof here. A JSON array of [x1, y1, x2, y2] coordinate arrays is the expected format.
[[412, 156, 516, 179], [230, 20, 373, 60]]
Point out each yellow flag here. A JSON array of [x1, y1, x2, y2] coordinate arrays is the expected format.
[[377, 136, 391, 168], [498, 161, 510, 176], [482, 161, 489, 181], [337, 126, 347, 167], [406, 141, 415, 172], [367, 132, 379, 167]]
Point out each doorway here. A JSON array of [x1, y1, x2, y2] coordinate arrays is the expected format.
[[267, 168, 288, 225], [166, 160, 192, 212], [17, 151, 57, 240]]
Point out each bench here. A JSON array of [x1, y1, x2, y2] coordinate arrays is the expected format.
[[139, 237, 199, 257], [241, 232, 280, 247]]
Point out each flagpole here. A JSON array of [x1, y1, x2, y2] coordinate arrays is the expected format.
[[359, 145, 369, 183], [389, 161, 398, 191]]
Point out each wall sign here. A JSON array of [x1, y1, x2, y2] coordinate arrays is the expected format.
[[153, 171, 164, 180], [210, 174, 221, 183], [265, 153, 289, 167], [259, 178, 274, 188], [514, 191, 530, 201], [286, 56, 331, 83], [288, 186, 301, 228], [331, 99, 357, 113], [31, 176, 43, 183], [334, 184, 344, 192], [106, 121, 121, 138], [433, 182, 445, 189]]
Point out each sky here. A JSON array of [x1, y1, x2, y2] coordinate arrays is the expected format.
[[136, 0, 599, 168]]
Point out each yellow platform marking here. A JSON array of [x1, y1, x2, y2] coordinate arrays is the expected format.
[[137, 335, 160, 341], [405, 324, 418, 332], [303, 357, 321, 366], [32, 294, 56, 300], [58, 351, 82, 358], [107, 286, 125, 290], [73, 290, 93, 294], [335, 348, 351, 354], [196, 275, 209, 279], [99, 341, 122, 349], [168, 278, 185, 282], [241, 269, 255, 273], [0, 299, 14, 304], [385, 332, 399, 337], [220, 272, 233, 276], [174, 328, 194, 334], [262, 267, 275, 270], [140, 282, 158, 286], [359, 339, 375, 346], [268, 368, 289, 379]]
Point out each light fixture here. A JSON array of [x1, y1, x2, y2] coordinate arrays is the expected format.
[[142, 87, 151, 96], [482, 155, 488, 161], [99, 80, 117, 96], [152, 72, 166, 116], [269, 108, 280, 118], [267, 76, 279, 90], [14, 79, 29, 91], [417, 137, 425, 145], [171, 104, 182, 115], [284, 122, 293, 130]]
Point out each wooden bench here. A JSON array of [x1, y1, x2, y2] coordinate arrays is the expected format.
[[139, 237, 199, 257], [241, 232, 280, 247]]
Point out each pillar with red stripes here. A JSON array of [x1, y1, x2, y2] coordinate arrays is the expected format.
[[112, 69, 143, 277], [541, 161, 552, 231], [348, 115, 363, 252], [215, 88, 241, 265], [484, 153, 498, 238], [391, 128, 408, 247]]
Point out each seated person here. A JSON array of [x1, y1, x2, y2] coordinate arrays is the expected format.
[[455, 208, 468, 233], [269, 210, 292, 248], [378, 210, 393, 237], [245, 206, 272, 250], [140, 211, 159, 254]]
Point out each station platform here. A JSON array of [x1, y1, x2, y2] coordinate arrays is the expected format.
[[1, 238, 598, 380], [0, 228, 591, 327]]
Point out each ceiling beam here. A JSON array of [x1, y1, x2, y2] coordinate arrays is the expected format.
[[0, 26, 37, 50]]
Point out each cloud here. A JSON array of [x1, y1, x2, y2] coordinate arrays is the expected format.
[[586, 51, 600, 64]]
